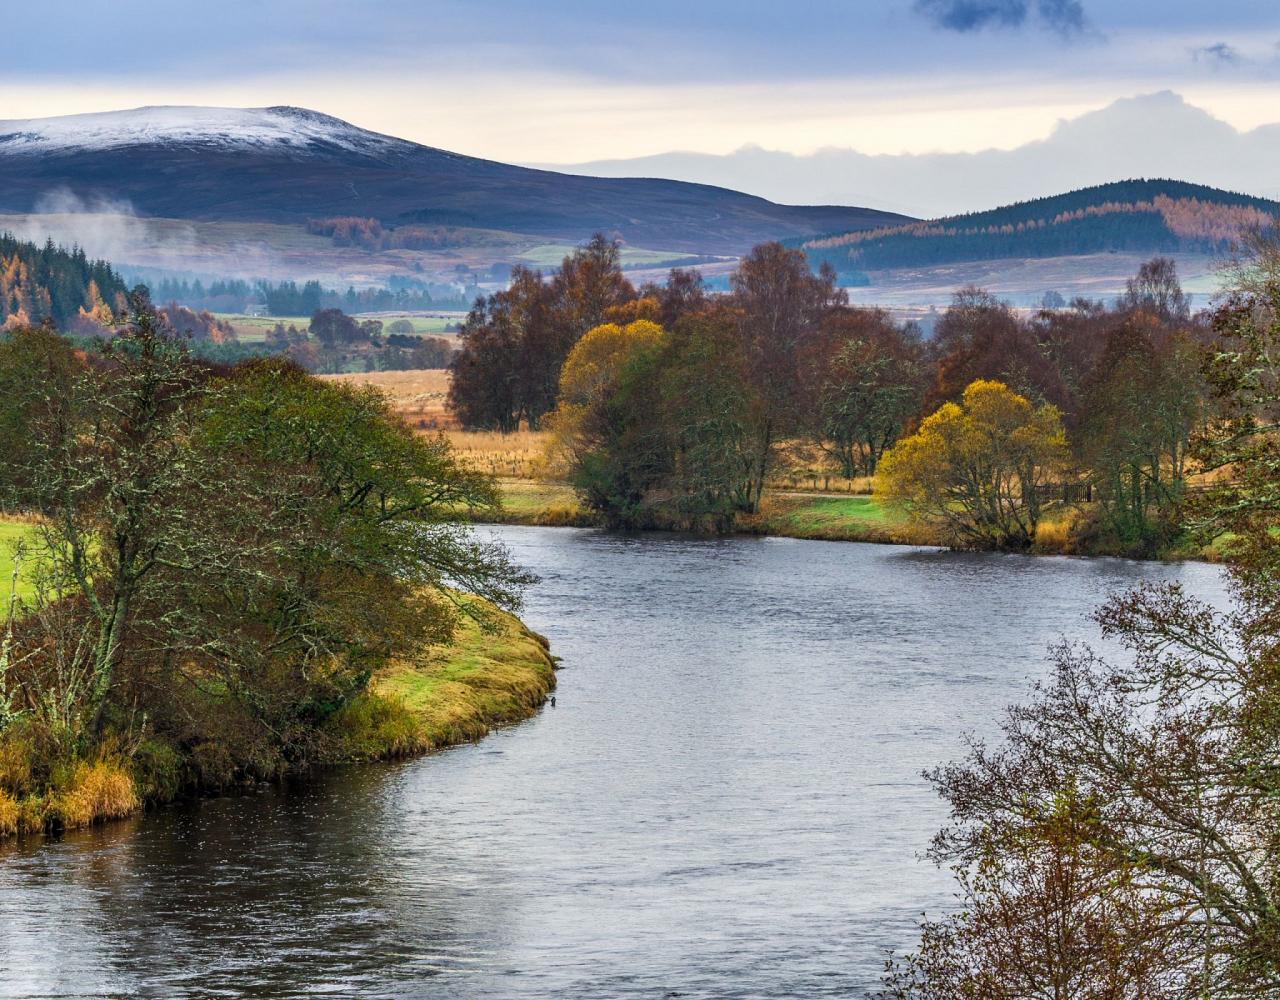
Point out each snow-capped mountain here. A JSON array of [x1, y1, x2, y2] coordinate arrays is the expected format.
[[0, 106, 411, 157], [0, 106, 908, 253]]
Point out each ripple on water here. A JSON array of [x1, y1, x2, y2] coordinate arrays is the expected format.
[[0, 527, 1228, 998]]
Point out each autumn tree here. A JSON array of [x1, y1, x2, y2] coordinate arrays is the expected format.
[[803, 307, 925, 477], [927, 287, 1068, 414], [544, 319, 667, 483], [877, 380, 1068, 550], [309, 307, 363, 349], [1079, 317, 1205, 554], [1119, 255, 1190, 322], [448, 235, 635, 431], [730, 242, 846, 510], [883, 243, 1280, 999]]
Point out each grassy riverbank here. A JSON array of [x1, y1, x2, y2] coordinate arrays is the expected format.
[[331, 604, 556, 760], [0, 593, 555, 840], [480, 477, 1221, 559]]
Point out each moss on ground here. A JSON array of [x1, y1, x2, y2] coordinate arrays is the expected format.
[[0, 519, 40, 602], [333, 604, 556, 759]]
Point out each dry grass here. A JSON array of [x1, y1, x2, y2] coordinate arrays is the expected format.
[[318, 369, 456, 429], [315, 373, 555, 478], [0, 790, 17, 837], [52, 760, 140, 830], [443, 430, 551, 478]]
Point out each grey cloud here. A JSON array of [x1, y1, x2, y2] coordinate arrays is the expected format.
[[913, 0, 1026, 32], [914, 0, 1087, 36], [1036, 0, 1087, 36], [1192, 42, 1242, 65]]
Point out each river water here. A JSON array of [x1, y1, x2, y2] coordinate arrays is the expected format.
[[0, 528, 1228, 999]]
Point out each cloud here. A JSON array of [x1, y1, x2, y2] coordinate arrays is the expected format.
[[914, 0, 1087, 36], [1036, 0, 1087, 36], [1192, 42, 1242, 65]]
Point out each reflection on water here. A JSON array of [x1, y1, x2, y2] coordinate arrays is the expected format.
[[0, 529, 1227, 998]]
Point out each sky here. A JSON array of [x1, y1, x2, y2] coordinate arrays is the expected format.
[[3, 0, 1279, 164]]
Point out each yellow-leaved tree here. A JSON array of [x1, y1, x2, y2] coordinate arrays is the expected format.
[[876, 379, 1067, 549], [542, 319, 666, 474]]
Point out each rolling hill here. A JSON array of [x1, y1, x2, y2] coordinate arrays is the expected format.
[[803, 179, 1278, 281], [0, 106, 909, 256]]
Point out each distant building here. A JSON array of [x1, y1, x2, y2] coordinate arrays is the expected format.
[[243, 298, 268, 317]]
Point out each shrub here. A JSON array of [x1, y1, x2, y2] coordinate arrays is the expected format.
[[131, 739, 185, 803]]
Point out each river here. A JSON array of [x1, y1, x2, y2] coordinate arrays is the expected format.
[[0, 527, 1228, 999]]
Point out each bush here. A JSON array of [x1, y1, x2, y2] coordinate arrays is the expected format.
[[131, 739, 185, 802]]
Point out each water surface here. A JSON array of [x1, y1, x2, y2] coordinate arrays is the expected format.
[[0, 529, 1228, 998]]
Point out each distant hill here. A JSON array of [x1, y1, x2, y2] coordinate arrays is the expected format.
[[544, 93, 1280, 218], [803, 179, 1279, 279], [0, 106, 909, 256], [0, 233, 126, 327]]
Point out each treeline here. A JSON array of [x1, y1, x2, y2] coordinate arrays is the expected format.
[[0, 295, 523, 833], [881, 232, 1280, 998], [804, 179, 1279, 274], [450, 240, 1212, 552], [0, 234, 127, 328], [143, 276, 469, 315], [262, 311, 455, 374], [306, 217, 494, 252]]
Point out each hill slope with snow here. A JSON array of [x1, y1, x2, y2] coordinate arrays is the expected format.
[[0, 106, 908, 254]]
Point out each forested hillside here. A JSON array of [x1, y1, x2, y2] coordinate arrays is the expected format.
[[804, 179, 1279, 276], [0, 233, 127, 327]]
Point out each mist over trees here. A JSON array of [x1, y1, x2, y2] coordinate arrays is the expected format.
[[142, 276, 470, 315], [0, 234, 126, 329]]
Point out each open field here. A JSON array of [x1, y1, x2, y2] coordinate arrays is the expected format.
[[318, 368, 455, 429], [216, 313, 463, 342], [442, 431, 551, 478]]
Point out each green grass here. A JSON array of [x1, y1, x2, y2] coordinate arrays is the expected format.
[[335, 604, 556, 758], [490, 480, 593, 526], [748, 493, 923, 544], [0, 521, 38, 602]]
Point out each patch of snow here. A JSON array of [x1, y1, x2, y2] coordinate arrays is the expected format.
[[0, 105, 411, 156]]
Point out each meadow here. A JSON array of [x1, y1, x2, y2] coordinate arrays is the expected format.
[[216, 312, 463, 342]]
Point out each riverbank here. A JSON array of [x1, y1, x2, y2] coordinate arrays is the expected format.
[[479, 477, 1220, 560], [0, 598, 556, 841]]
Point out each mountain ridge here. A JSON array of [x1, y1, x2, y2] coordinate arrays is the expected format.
[[802, 178, 1279, 279], [0, 105, 909, 255]]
